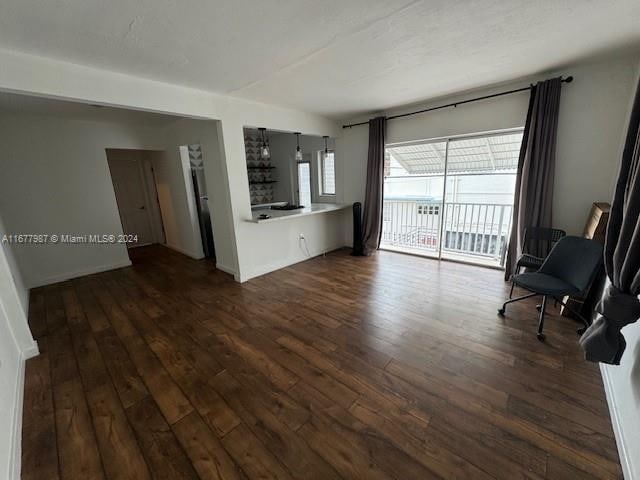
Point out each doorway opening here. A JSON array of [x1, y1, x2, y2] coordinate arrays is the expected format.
[[381, 129, 523, 268], [106, 149, 165, 253]]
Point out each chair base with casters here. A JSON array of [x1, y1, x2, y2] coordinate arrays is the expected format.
[[498, 236, 603, 342], [498, 291, 591, 342]]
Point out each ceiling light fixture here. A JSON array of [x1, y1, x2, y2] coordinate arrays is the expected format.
[[258, 127, 270, 159], [294, 132, 303, 161], [323, 135, 329, 154]]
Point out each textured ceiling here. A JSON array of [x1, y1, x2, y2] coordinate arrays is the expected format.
[[1, 0, 639, 118]]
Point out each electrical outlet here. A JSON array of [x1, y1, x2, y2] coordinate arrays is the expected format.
[[299, 233, 305, 240]]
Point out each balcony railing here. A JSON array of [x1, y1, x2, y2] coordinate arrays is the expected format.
[[381, 200, 513, 266]]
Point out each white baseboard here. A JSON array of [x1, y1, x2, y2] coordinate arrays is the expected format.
[[21, 341, 39, 360], [8, 351, 27, 480], [600, 364, 634, 480], [215, 262, 238, 278], [164, 242, 204, 260], [239, 244, 343, 283], [30, 259, 133, 288]]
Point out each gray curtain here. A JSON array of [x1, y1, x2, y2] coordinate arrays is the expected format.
[[505, 77, 563, 280], [580, 77, 640, 365], [362, 116, 387, 255]]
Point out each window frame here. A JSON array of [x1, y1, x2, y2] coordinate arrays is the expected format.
[[296, 160, 312, 207], [318, 150, 336, 197]]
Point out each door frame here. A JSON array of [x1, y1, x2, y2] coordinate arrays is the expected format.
[[106, 149, 165, 248]]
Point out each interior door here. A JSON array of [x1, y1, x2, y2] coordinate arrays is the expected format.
[[107, 156, 155, 247]]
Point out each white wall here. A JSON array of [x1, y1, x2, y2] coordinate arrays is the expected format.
[[0, 214, 38, 480], [337, 52, 640, 242], [602, 320, 640, 480], [599, 57, 640, 480], [0, 113, 164, 287], [0, 218, 28, 316]]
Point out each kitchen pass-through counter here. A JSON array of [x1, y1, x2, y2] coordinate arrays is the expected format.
[[248, 203, 349, 223]]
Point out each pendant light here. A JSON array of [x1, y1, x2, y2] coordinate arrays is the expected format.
[[294, 132, 303, 161], [323, 135, 329, 154], [258, 127, 270, 159]]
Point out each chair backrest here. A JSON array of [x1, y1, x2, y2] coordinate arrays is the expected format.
[[539, 236, 603, 292], [523, 227, 566, 258]]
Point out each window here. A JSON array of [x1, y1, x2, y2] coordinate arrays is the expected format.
[[319, 151, 336, 195], [417, 205, 439, 215], [297, 162, 311, 207]]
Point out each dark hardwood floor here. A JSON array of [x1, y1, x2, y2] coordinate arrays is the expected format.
[[22, 245, 621, 479]]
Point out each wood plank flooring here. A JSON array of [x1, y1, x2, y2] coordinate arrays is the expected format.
[[22, 245, 621, 479]]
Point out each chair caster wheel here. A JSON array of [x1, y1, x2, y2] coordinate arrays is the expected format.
[[497, 308, 505, 316], [536, 333, 546, 342]]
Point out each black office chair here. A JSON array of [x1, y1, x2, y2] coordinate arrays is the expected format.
[[510, 227, 566, 298], [498, 236, 603, 341]]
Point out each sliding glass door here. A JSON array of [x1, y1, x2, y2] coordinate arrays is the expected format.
[[381, 130, 523, 268], [381, 140, 446, 259]]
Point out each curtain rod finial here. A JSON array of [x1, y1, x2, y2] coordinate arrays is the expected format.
[[564, 76, 574, 83]]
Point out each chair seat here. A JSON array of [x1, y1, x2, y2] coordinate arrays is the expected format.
[[513, 272, 580, 296], [516, 253, 544, 269]]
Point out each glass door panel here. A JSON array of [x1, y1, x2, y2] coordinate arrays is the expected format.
[[381, 140, 447, 258], [440, 133, 521, 267]]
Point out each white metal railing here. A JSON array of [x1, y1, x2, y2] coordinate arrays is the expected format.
[[381, 200, 513, 266]]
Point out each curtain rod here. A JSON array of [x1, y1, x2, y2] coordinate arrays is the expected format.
[[342, 76, 573, 129]]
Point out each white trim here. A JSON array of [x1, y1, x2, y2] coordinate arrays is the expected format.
[[8, 351, 27, 480], [179, 146, 206, 260], [239, 244, 343, 282], [215, 262, 238, 277], [164, 242, 204, 260], [29, 259, 132, 288], [600, 364, 634, 480], [319, 150, 337, 196], [21, 341, 40, 360]]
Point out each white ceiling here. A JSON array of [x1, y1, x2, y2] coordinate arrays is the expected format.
[[1, 0, 639, 119], [0, 91, 181, 125]]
